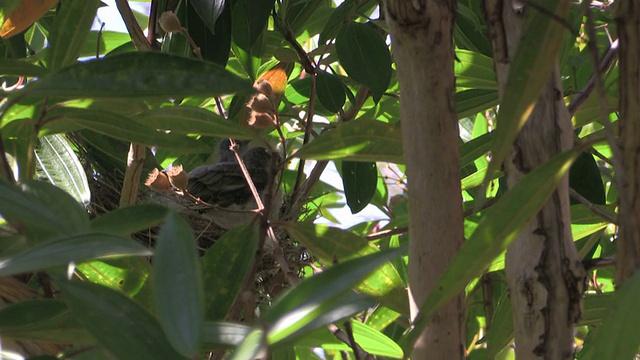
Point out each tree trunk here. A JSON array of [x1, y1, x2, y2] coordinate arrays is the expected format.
[[616, 0, 640, 285], [382, 2, 465, 359], [484, 1, 584, 358]]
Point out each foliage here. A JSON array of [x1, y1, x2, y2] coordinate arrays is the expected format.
[[0, 0, 626, 359]]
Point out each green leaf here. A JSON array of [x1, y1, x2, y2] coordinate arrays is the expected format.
[[340, 321, 403, 358], [46, 0, 99, 70], [454, 50, 497, 90], [402, 144, 587, 352], [58, 280, 185, 360], [230, 327, 267, 360], [0, 233, 152, 277], [35, 134, 91, 206], [45, 107, 210, 153], [269, 291, 376, 345], [282, 222, 408, 313], [318, 0, 356, 44], [0, 180, 89, 237], [133, 106, 256, 140], [0, 58, 47, 77], [569, 152, 606, 205], [77, 258, 151, 298], [336, 21, 392, 102], [203, 321, 250, 349], [202, 224, 260, 320], [90, 204, 168, 235], [455, 89, 499, 119], [154, 211, 204, 358], [342, 161, 377, 214], [264, 246, 406, 343], [578, 272, 640, 360], [285, 0, 329, 36], [484, 0, 571, 183], [315, 70, 346, 113], [20, 52, 253, 99], [295, 120, 403, 163], [0, 299, 68, 330], [189, 0, 226, 34]]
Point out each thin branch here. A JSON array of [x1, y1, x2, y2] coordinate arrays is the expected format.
[[366, 226, 407, 240], [115, 0, 153, 207], [582, 0, 630, 242], [569, 187, 617, 224], [293, 73, 317, 194], [568, 39, 619, 116], [328, 324, 372, 360]]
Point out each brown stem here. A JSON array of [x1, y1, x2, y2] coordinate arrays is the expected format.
[[567, 39, 619, 116]]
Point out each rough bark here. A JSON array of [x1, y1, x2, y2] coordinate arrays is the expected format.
[[616, 0, 640, 285], [484, 0, 584, 358], [382, 1, 465, 359]]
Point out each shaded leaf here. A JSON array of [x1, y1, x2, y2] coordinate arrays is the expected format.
[[342, 161, 377, 214], [20, 52, 253, 99], [315, 70, 346, 113], [0, 233, 152, 277], [282, 222, 407, 313], [46, 0, 99, 70], [336, 21, 391, 102], [202, 224, 260, 320], [90, 204, 168, 235], [264, 246, 406, 343], [133, 106, 256, 140], [0, 58, 47, 76], [203, 321, 250, 349], [59, 280, 185, 360], [189, 0, 225, 34], [154, 212, 204, 357], [295, 120, 403, 163]]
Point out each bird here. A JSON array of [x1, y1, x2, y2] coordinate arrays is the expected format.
[[187, 145, 276, 207]]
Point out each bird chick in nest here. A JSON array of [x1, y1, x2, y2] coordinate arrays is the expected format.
[[146, 139, 282, 231]]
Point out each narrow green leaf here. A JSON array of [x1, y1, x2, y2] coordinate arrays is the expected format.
[[59, 280, 185, 360], [318, 0, 356, 44], [46, 107, 210, 153], [46, 0, 99, 70], [295, 120, 403, 163], [77, 258, 151, 298], [342, 161, 377, 214], [154, 211, 204, 357], [264, 247, 406, 343], [202, 224, 260, 320], [285, 0, 328, 36], [189, 0, 226, 34], [484, 0, 571, 183], [0, 300, 68, 330], [455, 89, 499, 119], [402, 144, 586, 352], [341, 321, 403, 358], [282, 222, 408, 313], [35, 134, 91, 206], [90, 204, 168, 235], [230, 327, 267, 360], [268, 291, 376, 345], [0, 233, 152, 277], [21, 52, 253, 99], [455, 50, 497, 90], [336, 21, 392, 102], [133, 106, 256, 140], [203, 321, 250, 349], [580, 273, 640, 360], [315, 70, 346, 113], [0, 58, 47, 77], [0, 180, 89, 237]]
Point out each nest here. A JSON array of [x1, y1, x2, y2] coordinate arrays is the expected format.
[[88, 169, 309, 309]]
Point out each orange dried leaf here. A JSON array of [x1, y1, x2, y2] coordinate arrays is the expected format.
[[0, 0, 58, 39]]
